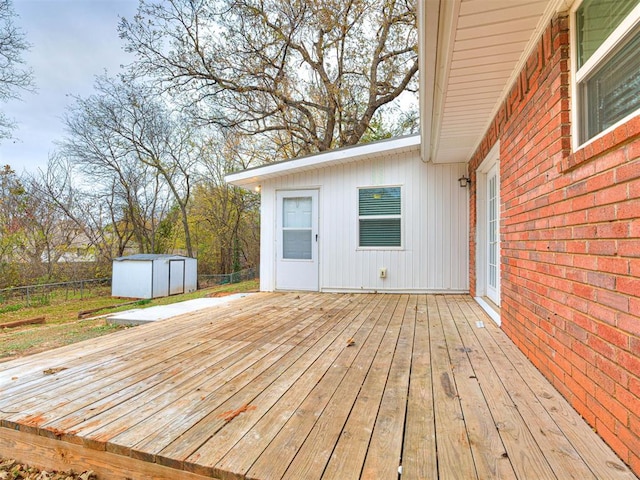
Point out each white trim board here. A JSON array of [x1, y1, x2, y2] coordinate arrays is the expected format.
[[475, 296, 501, 326]]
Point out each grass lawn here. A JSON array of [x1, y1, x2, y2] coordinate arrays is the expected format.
[[0, 279, 259, 362]]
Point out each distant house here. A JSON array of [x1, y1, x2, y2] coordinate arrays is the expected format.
[[227, 0, 640, 475], [53, 228, 96, 264], [37, 221, 96, 264]]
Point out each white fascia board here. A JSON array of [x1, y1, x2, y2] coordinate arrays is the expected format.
[[418, 0, 441, 163], [225, 134, 421, 189], [428, 0, 461, 164]]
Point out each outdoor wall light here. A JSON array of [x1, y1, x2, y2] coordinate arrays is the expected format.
[[254, 185, 261, 193], [458, 175, 471, 188]]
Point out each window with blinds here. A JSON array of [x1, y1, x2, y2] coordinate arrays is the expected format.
[[575, 0, 640, 144], [358, 187, 402, 248]]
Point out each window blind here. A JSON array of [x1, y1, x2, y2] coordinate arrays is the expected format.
[[358, 187, 401, 247], [577, 0, 638, 67], [360, 219, 401, 247], [359, 188, 401, 216], [581, 27, 640, 142]]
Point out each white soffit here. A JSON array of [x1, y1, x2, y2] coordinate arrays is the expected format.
[[424, 0, 568, 164], [225, 134, 421, 189]]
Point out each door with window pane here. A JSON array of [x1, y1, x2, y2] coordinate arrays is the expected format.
[[276, 190, 319, 291], [487, 165, 500, 304]]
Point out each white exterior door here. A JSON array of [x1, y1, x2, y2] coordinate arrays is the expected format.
[[276, 190, 319, 291], [486, 164, 500, 305]]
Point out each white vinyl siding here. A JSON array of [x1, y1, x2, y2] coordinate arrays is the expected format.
[[573, 0, 640, 145], [358, 187, 402, 248], [258, 148, 469, 293]]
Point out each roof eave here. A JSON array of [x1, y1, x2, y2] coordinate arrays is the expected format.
[[225, 134, 421, 190], [418, 0, 442, 163], [421, 0, 572, 165]]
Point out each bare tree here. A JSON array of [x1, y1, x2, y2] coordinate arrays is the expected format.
[[191, 135, 260, 273], [0, 0, 34, 139], [61, 81, 174, 255], [16, 176, 88, 280], [0, 165, 24, 284], [119, 0, 418, 160], [37, 155, 118, 266], [60, 75, 198, 256], [0, 166, 82, 285]]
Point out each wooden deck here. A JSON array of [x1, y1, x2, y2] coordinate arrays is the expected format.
[[0, 293, 636, 480]]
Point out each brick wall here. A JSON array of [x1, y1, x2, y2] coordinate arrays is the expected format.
[[468, 14, 640, 474]]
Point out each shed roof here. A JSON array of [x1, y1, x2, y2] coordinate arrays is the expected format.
[[113, 254, 191, 262], [225, 134, 420, 190]]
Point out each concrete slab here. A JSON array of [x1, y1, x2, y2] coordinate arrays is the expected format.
[[107, 293, 254, 326]]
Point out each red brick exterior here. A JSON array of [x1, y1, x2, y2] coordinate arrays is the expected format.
[[468, 14, 640, 474]]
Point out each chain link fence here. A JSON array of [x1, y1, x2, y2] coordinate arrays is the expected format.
[[197, 267, 259, 288], [0, 278, 112, 310], [0, 268, 258, 310]]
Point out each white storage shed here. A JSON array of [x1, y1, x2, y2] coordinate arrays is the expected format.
[[111, 254, 197, 299]]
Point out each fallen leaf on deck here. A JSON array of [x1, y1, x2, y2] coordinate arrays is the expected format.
[[43, 367, 68, 375], [217, 404, 257, 423]]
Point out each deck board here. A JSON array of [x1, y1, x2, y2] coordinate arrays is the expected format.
[[185, 294, 371, 477], [440, 296, 517, 479], [360, 294, 415, 479], [318, 294, 409, 480], [449, 296, 591, 479], [243, 293, 397, 480], [401, 293, 437, 480], [429, 294, 478, 479], [0, 293, 636, 480], [458, 296, 636, 480]]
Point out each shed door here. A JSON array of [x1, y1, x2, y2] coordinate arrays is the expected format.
[[169, 259, 185, 295], [276, 190, 319, 291]]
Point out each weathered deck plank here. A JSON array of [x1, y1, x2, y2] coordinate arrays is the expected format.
[[271, 294, 396, 480], [105, 294, 332, 457], [458, 296, 638, 480], [439, 295, 517, 479], [360, 294, 415, 479], [0, 292, 635, 480], [182, 293, 372, 476], [428, 294, 478, 479], [448, 296, 590, 479], [0, 292, 281, 379], [135, 294, 346, 466], [318, 294, 409, 480], [401, 293, 437, 480]]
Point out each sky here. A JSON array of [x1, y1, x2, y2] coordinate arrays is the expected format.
[[0, 0, 139, 175]]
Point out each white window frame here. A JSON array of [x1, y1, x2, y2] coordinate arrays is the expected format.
[[570, 1, 640, 149], [357, 185, 404, 250]]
